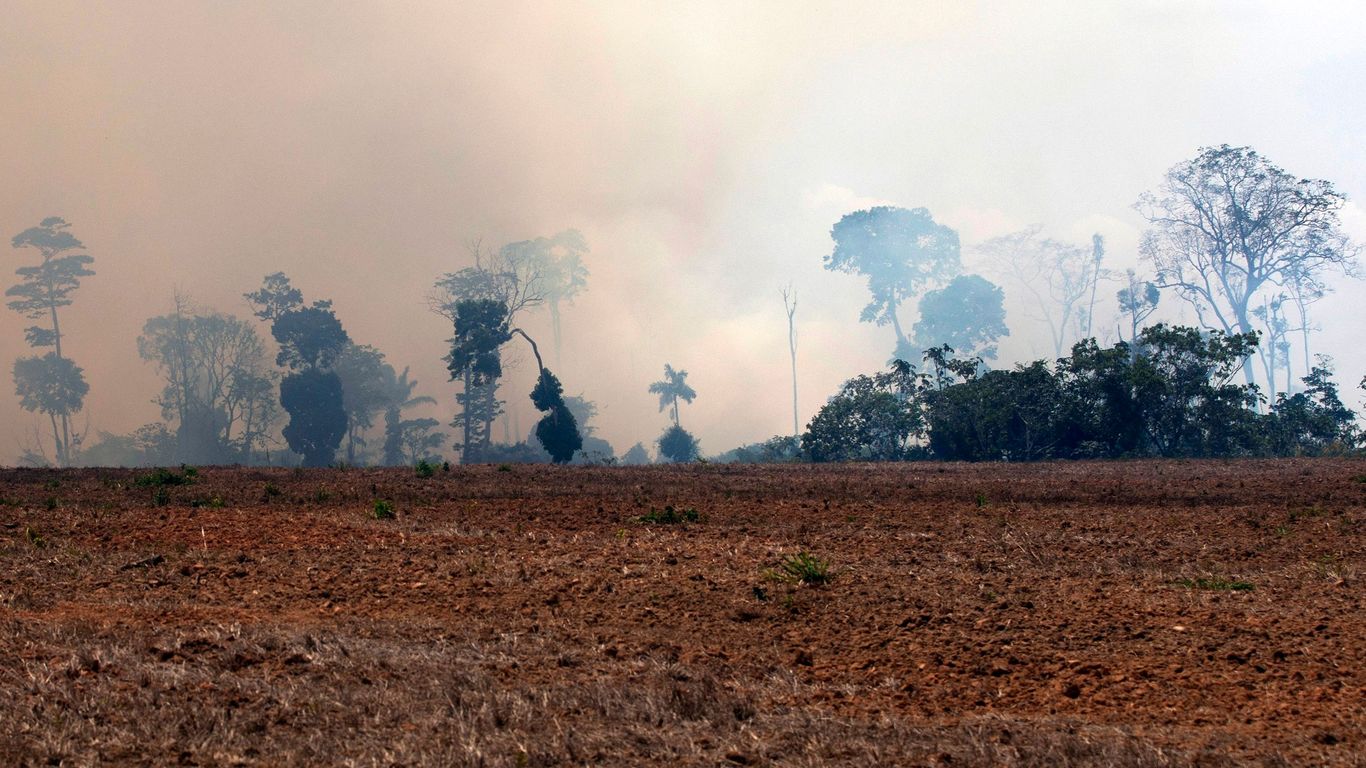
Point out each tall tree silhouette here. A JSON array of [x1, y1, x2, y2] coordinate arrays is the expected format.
[[823, 206, 961, 360], [246, 274, 349, 467], [501, 230, 589, 368], [8, 217, 95, 465], [1137, 144, 1356, 389], [649, 364, 696, 428], [447, 299, 512, 461], [382, 367, 438, 466], [434, 240, 546, 461], [781, 285, 799, 438]]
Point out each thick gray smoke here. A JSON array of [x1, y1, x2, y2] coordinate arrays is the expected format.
[[2, 1, 1364, 463]]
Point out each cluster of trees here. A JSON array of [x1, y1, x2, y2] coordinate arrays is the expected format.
[[95, 276, 444, 468], [824, 206, 1012, 364], [826, 146, 1356, 406], [802, 326, 1359, 462], [6, 144, 1359, 468], [434, 232, 588, 464]]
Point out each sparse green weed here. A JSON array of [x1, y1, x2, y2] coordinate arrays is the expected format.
[[372, 499, 395, 520], [1176, 576, 1254, 592], [637, 505, 699, 525], [135, 466, 197, 488], [778, 551, 832, 585]]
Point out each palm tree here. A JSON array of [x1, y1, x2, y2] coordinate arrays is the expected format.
[[382, 367, 437, 465], [648, 364, 696, 428]]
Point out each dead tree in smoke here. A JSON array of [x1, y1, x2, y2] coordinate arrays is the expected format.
[[781, 284, 799, 439], [1136, 144, 1356, 390], [982, 227, 1099, 358]]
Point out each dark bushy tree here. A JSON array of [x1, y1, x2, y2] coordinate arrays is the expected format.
[[530, 368, 581, 463], [1267, 359, 1358, 455], [279, 369, 347, 467], [924, 360, 1061, 461], [447, 298, 512, 462], [804, 325, 1281, 463], [657, 424, 700, 463], [802, 361, 922, 462], [246, 274, 350, 467]]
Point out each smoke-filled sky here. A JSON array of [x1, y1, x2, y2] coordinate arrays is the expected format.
[[3, 1, 1365, 462]]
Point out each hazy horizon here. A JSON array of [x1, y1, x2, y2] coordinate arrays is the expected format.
[[4, 1, 1365, 464]]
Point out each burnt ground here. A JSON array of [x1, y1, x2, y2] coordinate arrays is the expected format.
[[0, 459, 1362, 766]]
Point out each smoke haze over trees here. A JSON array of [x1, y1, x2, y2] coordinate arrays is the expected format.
[[2, 3, 1366, 464]]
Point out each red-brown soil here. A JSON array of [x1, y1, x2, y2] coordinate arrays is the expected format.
[[1, 460, 1362, 766]]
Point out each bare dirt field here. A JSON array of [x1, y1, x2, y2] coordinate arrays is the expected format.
[[0, 459, 1362, 767]]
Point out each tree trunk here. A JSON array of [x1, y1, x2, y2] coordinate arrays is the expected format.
[[461, 368, 472, 463], [550, 300, 562, 370], [888, 302, 907, 353]]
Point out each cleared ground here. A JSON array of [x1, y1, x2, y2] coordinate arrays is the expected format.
[[0, 460, 1362, 766]]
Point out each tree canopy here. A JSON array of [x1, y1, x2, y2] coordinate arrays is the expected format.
[[824, 206, 961, 354], [910, 274, 1009, 362], [648, 364, 696, 428], [1137, 145, 1356, 388]]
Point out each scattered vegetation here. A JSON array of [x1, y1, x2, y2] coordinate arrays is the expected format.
[[134, 465, 198, 487], [24, 525, 46, 548], [414, 459, 436, 478], [1176, 577, 1254, 592], [637, 505, 699, 525], [372, 499, 395, 520], [777, 552, 833, 585]]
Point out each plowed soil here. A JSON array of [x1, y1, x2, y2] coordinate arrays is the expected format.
[[1, 460, 1362, 766]]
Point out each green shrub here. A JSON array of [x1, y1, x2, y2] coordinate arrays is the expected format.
[[135, 466, 197, 487], [415, 459, 435, 478], [778, 552, 832, 585], [372, 499, 395, 520]]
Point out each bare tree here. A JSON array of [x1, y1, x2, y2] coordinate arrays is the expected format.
[[1136, 144, 1357, 389], [781, 284, 798, 438], [1081, 234, 1106, 339], [139, 293, 280, 464], [981, 227, 1099, 358]]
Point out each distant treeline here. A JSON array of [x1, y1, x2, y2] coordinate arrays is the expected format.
[[720, 324, 1357, 464], [6, 144, 1361, 468]]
